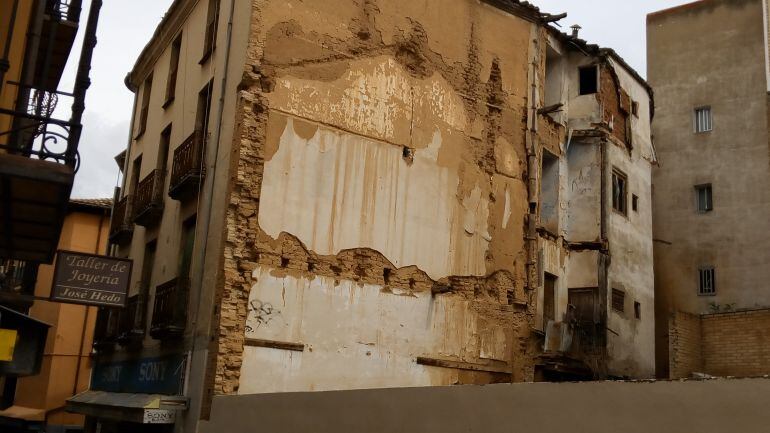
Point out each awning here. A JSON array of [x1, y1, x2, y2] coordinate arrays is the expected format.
[[67, 391, 187, 424], [0, 405, 46, 423]]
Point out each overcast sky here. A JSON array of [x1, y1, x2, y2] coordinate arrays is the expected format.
[[66, 0, 693, 199]]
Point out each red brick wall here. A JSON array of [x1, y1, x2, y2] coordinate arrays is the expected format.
[[669, 309, 770, 378]]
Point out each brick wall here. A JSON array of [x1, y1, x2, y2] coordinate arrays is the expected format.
[[669, 309, 770, 378], [668, 311, 702, 379]]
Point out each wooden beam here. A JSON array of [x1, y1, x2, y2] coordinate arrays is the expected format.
[[416, 356, 512, 375], [243, 338, 305, 352]]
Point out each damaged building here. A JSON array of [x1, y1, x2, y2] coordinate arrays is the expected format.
[[68, 1, 655, 431]]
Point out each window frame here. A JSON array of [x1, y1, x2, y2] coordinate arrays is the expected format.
[[694, 106, 713, 133], [698, 267, 716, 296], [634, 301, 641, 320], [612, 168, 628, 216], [695, 184, 713, 214], [611, 288, 625, 314], [164, 33, 183, 109]]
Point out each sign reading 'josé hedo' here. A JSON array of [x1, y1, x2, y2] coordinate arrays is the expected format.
[[50, 250, 132, 307]]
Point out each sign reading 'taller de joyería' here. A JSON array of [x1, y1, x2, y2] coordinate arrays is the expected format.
[[50, 250, 132, 307]]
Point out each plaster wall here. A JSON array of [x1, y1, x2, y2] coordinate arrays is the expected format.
[[218, 0, 540, 395]]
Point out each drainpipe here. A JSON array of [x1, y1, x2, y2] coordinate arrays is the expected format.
[[0, 0, 20, 95], [186, 0, 237, 423]]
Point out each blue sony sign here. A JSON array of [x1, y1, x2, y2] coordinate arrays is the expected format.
[[91, 354, 187, 395]]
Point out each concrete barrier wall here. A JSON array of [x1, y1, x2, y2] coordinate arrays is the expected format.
[[201, 379, 770, 433]]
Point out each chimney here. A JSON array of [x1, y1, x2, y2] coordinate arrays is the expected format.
[[570, 24, 582, 38]]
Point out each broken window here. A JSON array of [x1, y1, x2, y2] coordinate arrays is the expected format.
[[634, 301, 641, 320], [544, 44, 563, 109], [696, 184, 713, 213], [694, 106, 712, 133], [699, 267, 716, 296], [611, 288, 625, 313], [579, 65, 598, 95], [612, 168, 628, 215], [543, 273, 557, 326]]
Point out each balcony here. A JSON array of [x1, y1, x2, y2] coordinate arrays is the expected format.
[[150, 277, 189, 340], [36, 0, 83, 92], [168, 131, 205, 201], [108, 194, 133, 245], [0, 259, 39, 310], [132, 169, 165, 227], [93, 307, 119, 352], [117, 294, 146, 346]]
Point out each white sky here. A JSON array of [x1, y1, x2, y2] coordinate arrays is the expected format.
[[66, 0, 694, 198]]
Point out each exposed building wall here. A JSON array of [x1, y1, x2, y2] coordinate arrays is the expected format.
[[649, 0, 770, 377], [215, 0, 542, 396], [0, 0, 34, 146]]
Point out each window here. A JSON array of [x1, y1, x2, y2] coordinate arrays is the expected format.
[[612, 169, 628, 215], [130, 155, 142, 195], [540, 151, 559, 233], [158, 124, 172, 173], [611, 288, 625, 313], [696, 184, 713, 213], [632, 194, 639, 212], [164, 34, 182, 107], [543, 273, 557, 325], [200, 0, 220, 64], [135, 75, 153, 138], [631, 101, 640, 117], [579, 65, 598, 95], [694, 107, 712, 133], [699, 267, 716, 296], [634, 301, 641, 320]]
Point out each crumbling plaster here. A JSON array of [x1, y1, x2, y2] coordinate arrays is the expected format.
[[214, 0, 543, 395]]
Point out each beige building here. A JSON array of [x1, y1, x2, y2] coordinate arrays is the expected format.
[[0, 198, 111, 433], [73, 1, 654, 431], [649, 0, 770, 378]]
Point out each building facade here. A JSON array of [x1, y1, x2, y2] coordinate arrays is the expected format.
[[649, 0, 770, 378], [0, 199, 111, 433], [76, 1, 655, 431]]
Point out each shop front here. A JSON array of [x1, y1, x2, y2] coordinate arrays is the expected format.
[[66, 354, 188, 433]]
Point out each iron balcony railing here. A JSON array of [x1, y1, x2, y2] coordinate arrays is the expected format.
[[0, 83, 79, 168], [150, 277, 189, 340], [117, 293, 146, 346], [133, 169, 165, 227], [169, 131, 205, 200], [45, 0, 83, 22], [109, 194, 134, 244]]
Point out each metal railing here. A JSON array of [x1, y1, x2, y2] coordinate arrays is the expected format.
[[169, 130, 205, 199], [93, 307, 119, 350], [0, 259, 37, 295], [133, 169, 165, 226], [109, 194, 133, 243], [117, 293, 146, 344], [150, 277, 189, 339], [45, 0, 83, 22]]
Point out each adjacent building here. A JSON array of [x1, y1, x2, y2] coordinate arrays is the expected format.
[[0, 198, 111, 433], [649, 0, 770, 378], [73, 1, 655, 431]]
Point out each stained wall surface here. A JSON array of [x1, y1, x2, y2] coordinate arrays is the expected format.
[[649, 0, 770, 377], [217, 0, 541, 395], [202, 378, 770, 433]]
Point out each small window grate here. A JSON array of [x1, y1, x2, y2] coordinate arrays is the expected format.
[[611, 288, 625, 313], [699, 267, 716, 296], [695, 107, 712, 133]]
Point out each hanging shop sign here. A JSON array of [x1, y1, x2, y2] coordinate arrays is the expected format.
[[50, 250, 132, 307]]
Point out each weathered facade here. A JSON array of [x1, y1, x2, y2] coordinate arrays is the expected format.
[[649, 0, 770, 378], [78, 1, 655, 431]]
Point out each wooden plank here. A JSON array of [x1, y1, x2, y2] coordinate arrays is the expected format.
[[244, 338, 305, 352], [415, 356, 512, 375]]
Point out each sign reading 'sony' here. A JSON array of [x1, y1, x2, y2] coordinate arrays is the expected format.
[[50, 250, 132, 307]]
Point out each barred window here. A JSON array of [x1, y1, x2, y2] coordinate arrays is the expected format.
[[696, 184, 713, 213], [695, 107, 712, 133], [611, 288, 625, 313], [699, 267, 716, 296]]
